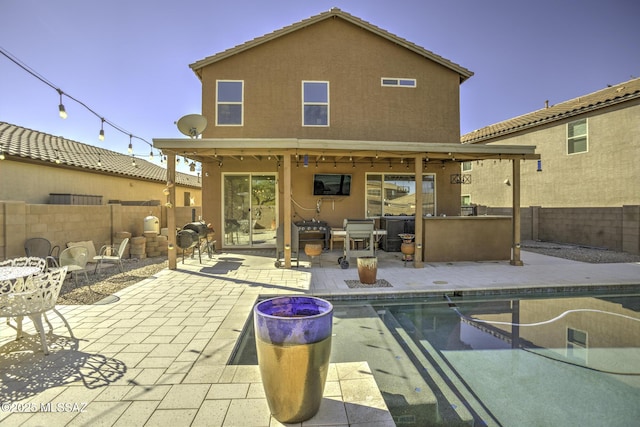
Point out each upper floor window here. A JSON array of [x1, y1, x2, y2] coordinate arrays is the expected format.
[[303, 81, 329, 126], [461, 161, 472, 172], [217, 80, 243, 126], [381, 78, 416, 88], [567, 118, 587, 154]]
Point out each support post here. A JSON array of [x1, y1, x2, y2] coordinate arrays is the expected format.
[[510, 158, 523, 266], [167, 152, 177, 270], [413, 155, 424, 267], [283, 154, 292, 268]]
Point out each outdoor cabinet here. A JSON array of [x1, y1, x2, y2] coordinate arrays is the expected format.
[[380, 216, 415, 252]]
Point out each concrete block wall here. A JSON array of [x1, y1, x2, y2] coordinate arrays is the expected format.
[[483, 205, 639, 254], [0, 202, 202, 260], [538, 207, 623, 250]]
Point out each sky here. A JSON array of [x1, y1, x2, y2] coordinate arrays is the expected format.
[[1, 0, 638, 174]]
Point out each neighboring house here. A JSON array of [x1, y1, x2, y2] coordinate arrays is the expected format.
[[155, 8, 539, 268], [0, 121, 201, 206], [461, 78, 640, 253]]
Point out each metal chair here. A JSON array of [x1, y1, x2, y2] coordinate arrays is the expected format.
[[0, 267, 73, 355], [93, 238, 129, 275], [24, 238, 60, 269], [58, 246, 89, 286]]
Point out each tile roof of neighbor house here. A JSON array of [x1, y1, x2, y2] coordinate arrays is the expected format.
[[189, 7, 474, 83], [0, 122, 200, 188], [462, 77, 640, 144]]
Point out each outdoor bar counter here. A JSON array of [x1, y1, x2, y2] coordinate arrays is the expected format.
[[422, 215, 512, 262]]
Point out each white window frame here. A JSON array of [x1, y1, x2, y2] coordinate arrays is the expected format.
[[216, 80, 244, 126], [302, 81, 330, 127], [567, 118, 588, 154], [462, 161, 473, 172], [381, 77, 417, 88]]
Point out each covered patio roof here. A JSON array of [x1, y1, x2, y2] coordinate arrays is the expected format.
[[153, 138, 539, 270], [153, 138, 540, 163]]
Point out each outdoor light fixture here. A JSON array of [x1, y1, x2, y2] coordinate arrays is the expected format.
[[537, 160, 542, 172], [0, 150, 5, 160], [57, 89, 67, 119], [99, 118, 105, 141], [149, 150, 154, 161], [189, 161, 196, 172], [128, 135, 133, 154], [303, 154, 309, 167], [131, 156, 136, 167], [97, 155, 102, 167]]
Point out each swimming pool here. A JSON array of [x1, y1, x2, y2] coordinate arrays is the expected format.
[[230, 291, 640, 426]]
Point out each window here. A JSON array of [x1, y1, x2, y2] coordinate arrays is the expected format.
[[461, 195, 471, 206], [366, 174, 435, 217], [217, 80, 243, 125], [462, 161, 472, 172], [303, 81, 329, 126], [567, 118, 587, 154], [381, 78, 416, 88]]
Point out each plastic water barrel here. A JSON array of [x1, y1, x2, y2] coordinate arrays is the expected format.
[[144, 215, 160, 234]]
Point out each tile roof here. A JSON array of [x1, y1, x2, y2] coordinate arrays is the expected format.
[[0, 122, 200, 188], [462, 77, 640, 144], [190, 7, 473, 83]]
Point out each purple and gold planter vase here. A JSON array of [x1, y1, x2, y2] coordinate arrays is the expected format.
[[254, 296, 333, 423]]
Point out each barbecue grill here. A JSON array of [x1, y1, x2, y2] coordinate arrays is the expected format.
[[176, 221, 216, 263]]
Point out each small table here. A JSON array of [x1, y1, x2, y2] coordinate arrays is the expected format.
[[0, 266, 41, 282], [330, 229, 387, 251]]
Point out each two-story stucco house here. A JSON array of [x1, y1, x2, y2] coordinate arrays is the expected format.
[[461, 78, 640, 254], [155, 8, 539, 269]]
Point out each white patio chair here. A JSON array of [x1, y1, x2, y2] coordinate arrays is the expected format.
[[2, 257, 47, 328], [93, 238, 129, 275], [10, 257, 48, 272], [58, 246, 89, 286], [0, 267, 72, 355]]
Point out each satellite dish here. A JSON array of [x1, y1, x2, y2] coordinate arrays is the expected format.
[[176, 114, 207, 138]]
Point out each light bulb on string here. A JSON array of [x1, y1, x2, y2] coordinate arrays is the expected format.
[[57, 89, 67, 119], [131, 156, 136, 167], [149, 150, 154, 161], [127, 134, 133, 154], [98, 155, 102, 167], [99, 118, 105, 141]]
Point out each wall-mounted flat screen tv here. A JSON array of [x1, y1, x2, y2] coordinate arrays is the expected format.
[[313, 174, 352, 196]]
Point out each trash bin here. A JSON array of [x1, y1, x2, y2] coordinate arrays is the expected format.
[[254, 296, 333, 423]]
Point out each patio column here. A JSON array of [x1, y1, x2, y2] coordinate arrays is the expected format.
[[413, 154, 424, 268], [283, 154, 292, 268], [510, 158, 523, 266], [167, 152, 177, 270]]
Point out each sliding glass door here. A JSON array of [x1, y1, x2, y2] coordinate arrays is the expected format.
[[223, 174, 277, 248]]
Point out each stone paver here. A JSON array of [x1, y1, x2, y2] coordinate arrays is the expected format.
[[1, 250, 638, 426]]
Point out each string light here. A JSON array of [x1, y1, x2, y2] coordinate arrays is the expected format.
[[97, 155, 102, 167], [57, 89, 67, 119], [99, 118, 105, 141], [0, 47, 156, 159], [131, 156, 136, 167], [149, 150, 154, 161]]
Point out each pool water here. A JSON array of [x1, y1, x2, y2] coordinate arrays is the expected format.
[[231, 292, 640, 426]]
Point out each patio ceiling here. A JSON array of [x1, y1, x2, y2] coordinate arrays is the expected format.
[[153, 138, 540, 164]]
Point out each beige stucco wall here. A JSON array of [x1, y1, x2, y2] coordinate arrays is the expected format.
[[201, 158, 462, 243], [0, 160, 200, 206], [199, 17, 462, 143], [465, 101, 640, 208], [423, 216, 511, 262]]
